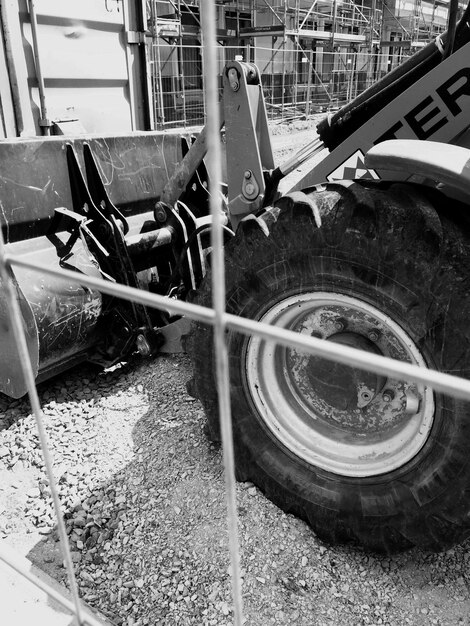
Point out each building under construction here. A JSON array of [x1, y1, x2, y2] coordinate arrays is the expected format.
[[146, 0, 457, 127]]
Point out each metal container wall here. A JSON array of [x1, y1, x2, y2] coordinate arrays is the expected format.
[[0, 0, 140, 136]]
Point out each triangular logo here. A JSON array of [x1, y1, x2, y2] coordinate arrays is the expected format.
[[327, 150, 380, 182]]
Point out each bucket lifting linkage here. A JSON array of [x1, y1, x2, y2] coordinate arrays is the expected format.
[[48, 144, 162, 360]]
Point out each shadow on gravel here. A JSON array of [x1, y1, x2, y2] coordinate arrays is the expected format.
[[1, 355, 470, 625]]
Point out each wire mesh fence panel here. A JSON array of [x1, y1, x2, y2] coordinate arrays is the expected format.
[[2, 3, 470, 626]]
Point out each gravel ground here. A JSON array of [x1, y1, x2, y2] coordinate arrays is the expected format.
[[1, 122, 470, 625], [1, 355, 470, 626]]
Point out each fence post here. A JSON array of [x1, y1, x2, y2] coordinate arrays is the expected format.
[[305, 48, 313, 117]]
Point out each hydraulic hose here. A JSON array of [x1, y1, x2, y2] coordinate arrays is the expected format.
[[317, 2, 470, 151], [443, 0, 460, 58]]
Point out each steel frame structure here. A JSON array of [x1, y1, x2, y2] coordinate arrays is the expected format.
[[146, 0, 461, 127]]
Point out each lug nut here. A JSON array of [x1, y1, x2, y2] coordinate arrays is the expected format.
[[404, 391, 420, 415], [382, 389, 394, 403], [368, 330, 380, 342], [334, 320, 344, 332]]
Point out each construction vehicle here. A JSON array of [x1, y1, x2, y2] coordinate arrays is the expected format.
[[3, 0, 470, 553]]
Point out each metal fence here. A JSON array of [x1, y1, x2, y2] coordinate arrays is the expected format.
[[2, 4, 470, 626], [147, 40, 414, 128], [4, 161, 470, 624]]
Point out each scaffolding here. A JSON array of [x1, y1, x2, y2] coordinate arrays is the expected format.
[[146, 0, 458, 128]]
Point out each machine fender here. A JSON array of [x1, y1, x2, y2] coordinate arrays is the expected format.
[[365, 139, 470, 198]]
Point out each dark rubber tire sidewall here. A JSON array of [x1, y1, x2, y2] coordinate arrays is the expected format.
[[189, 182, 470, 551]]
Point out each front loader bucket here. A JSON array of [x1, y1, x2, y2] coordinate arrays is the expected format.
[[0, 132, 186, 397]]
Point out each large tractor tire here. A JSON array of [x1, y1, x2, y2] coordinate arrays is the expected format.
[[188, 181, 470, 552]]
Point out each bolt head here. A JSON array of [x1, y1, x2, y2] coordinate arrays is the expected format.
[[136, 334, 151, 356], [154, 202, 167, 223], [245, 183, 255, 195]]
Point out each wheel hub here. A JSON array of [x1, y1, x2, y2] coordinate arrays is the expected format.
[[304, 331, 385, 414], [245, 292, 434, 477]]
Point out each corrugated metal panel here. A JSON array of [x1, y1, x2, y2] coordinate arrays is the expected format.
[[18, 0, 135, 134]]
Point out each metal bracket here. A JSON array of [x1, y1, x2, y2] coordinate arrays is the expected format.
[[64, 144, 160, 360], [38, 117, 53, 128], [223, 61, 275, 229], [167, 201, 205, 293], [242, 170, 260, 200], [126, 30, 146, 44], [48, 207, 86, 260]]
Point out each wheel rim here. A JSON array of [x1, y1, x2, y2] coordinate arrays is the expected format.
[[244, 291, 434, 478]]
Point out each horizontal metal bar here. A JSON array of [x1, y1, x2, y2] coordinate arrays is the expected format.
[[125, 226, 174, 254], [225, 315, 470, 402], [7, 253, 214, 322], [6, 253, 470, 402]]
